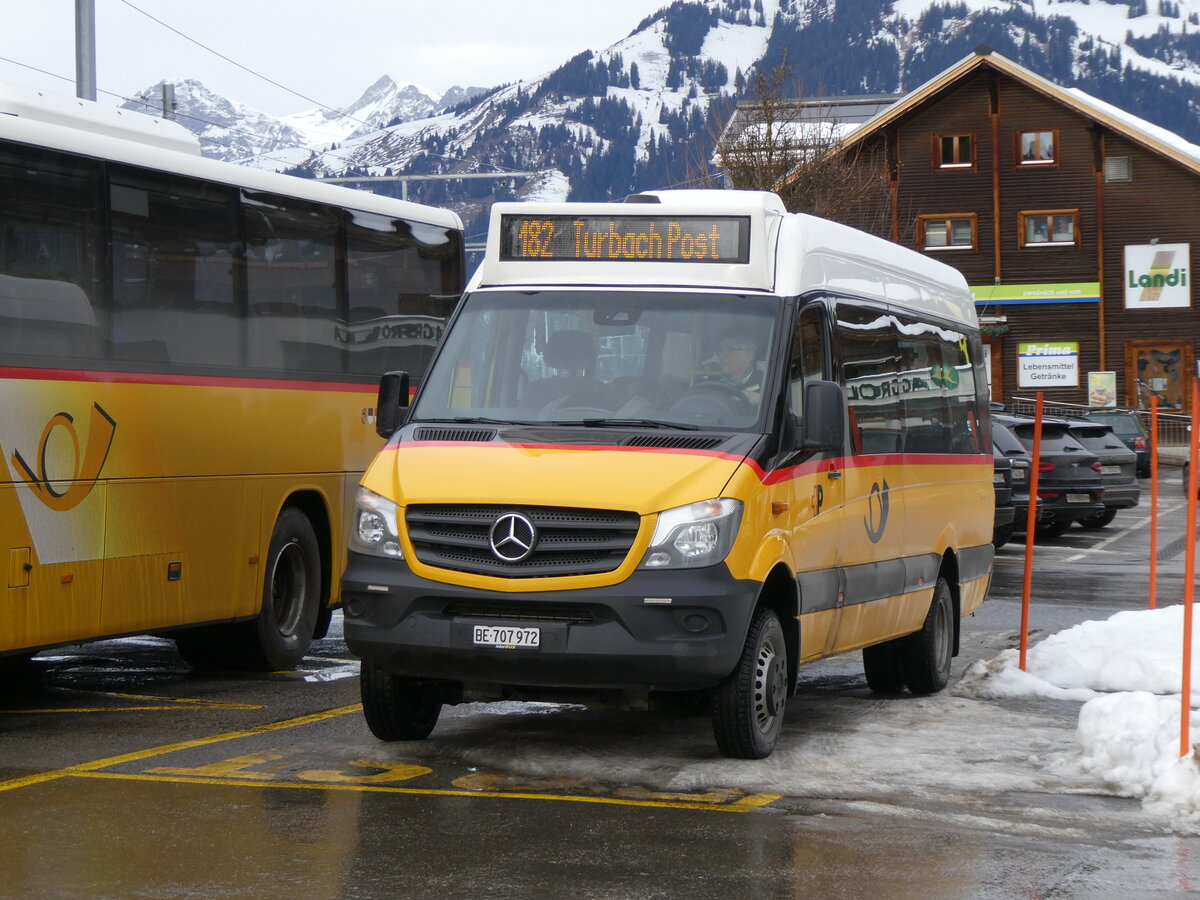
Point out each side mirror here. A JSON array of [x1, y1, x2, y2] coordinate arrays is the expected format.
[[375, 370, 410, 440], [802, 380, 845, 451]]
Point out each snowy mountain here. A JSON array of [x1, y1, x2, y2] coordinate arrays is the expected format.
[[122, 76, 488, 164], [268, 0, 1200, 236], [128, 0, 1200, 235]]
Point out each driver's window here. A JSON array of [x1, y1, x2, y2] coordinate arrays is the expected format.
[[790, 302, 828, 417]]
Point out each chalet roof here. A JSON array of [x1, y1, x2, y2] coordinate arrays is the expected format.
[[824, 47, 1200, 176]]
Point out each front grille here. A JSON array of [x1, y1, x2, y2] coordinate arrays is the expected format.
[[406, 504, 640, 577]]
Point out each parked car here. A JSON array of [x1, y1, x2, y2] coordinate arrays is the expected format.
[[992, 447, 1015, 548], [992, 423, 1041, 538], [993, 413, 1104, 537], [1063, 419, 1139, 528], [1081, 409, 1151, 476]]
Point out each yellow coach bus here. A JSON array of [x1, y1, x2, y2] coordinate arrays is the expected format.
[[343, 190, 992, 758], [0, 82, 463, 671]]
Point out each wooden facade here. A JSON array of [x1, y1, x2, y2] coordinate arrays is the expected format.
[[820, 50, 1200, 413]]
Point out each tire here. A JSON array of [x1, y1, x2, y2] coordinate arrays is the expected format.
[[901, 577, 954, 695], [863, 640, 907, 693], [991, 523, 1014, 549], [1035, 521, 1070, 539], [360, 660, 442, 741], [712, 607, 789, 759], [1078, 508, 1118, 529], [176, 507, 321, 672]]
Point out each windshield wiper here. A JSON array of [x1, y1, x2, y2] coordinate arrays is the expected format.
[[421, 416, 540, 426], [576, 418, 701, 431]]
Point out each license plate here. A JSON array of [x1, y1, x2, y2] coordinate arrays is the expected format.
[[472, 625, 540, 649], [1101, 465, 1121, 474], [1067, 493, 1091, 503]]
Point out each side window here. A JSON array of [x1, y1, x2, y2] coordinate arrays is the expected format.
[[0, 145, 105, 361], [896, 314, 980, 453], [789, 302, 828, 417], [109, 167, 240, 366], [837, 304, 901, 455], [244, 191, 342, 373]]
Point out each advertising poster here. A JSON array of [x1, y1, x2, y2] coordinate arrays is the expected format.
[[1018, 342, 1079, 387], [1088, 371, 1117, 407]]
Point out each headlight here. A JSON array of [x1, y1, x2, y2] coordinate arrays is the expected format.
[[638, 498, 743, 569], [350, 487, 403, 559]]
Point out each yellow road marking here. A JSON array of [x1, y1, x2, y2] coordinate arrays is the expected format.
[[0, 689, 263, 715], [67, 770, 782, 812], [0, 703, 363, 792]]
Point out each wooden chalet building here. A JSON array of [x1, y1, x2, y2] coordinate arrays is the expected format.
[[783, 47, 1200, 412]]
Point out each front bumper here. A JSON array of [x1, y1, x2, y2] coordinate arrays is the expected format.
[[341, 552, 760, 693]]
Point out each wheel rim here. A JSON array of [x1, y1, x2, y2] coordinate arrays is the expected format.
[[753, 634, 787, 734], [934, 594, 952, 675], [270, 539, 307, 636]]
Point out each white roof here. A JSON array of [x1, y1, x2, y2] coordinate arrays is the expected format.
[[0, 80, 462, 231]]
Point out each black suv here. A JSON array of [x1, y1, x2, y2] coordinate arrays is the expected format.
[[993, 413, 1104, 537], [1081, 409, 1151, 476], [992, 447, 1015, 548], [1064, 419, 1139, 528]]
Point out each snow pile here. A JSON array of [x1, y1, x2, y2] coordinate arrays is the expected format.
[[958, 605, 1200, 821]]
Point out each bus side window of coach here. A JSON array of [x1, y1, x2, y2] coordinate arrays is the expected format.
[[789, 303, 828, 418]]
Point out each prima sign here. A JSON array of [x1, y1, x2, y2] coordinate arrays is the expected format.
[[1124, 243, 1191, 309]]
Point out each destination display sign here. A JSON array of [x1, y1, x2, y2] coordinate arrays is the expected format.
[[499, 214, 750, 263]]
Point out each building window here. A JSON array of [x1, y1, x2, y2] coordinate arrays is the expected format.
[[1016, 130, 1057, 166], [919, 214, 976, 250], [934, 133, 975, 169], [1104, 156, 1132, 183], [1019, 210, 1078, 247]]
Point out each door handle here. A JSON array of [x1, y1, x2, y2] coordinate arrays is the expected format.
[[826, 470, 842, 480]]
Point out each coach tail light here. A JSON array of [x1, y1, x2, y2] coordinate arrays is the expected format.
[[350, 487, 403, 559], [639, 499, 743, 569]]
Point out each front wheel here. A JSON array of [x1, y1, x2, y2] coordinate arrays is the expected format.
[[712, 608, 788, 759], [360, 660, 442, 741], [901, 577, 954, 695]]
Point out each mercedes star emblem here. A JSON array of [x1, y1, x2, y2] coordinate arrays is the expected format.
[[489, 512, 537, 562]]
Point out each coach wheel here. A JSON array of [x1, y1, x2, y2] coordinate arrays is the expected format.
[[1078, 508, 1118, 529], [863, 639, 907, 693], [360, 660, 442, 741], [901, 577, 954, 695], [712, 607, 788, 759], [248, 507, 322, 670]]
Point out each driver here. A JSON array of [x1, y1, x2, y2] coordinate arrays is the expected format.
[[712, 327, 764, 406]]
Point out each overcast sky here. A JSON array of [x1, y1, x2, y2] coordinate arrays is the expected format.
[[0, 1, 667, 114]]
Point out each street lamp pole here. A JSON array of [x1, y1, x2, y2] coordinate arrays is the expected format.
[[75, 0, 97, 101]]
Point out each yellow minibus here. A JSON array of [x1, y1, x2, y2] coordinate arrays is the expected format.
[[343, 190, 992, 758]]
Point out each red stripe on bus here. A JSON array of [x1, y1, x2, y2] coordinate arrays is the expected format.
[[0, 365, 375, 393]]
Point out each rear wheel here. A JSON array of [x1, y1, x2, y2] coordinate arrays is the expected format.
[[712, 607, 788, 759], [863, 640, 907, 693], [991, 523, 1014, 549], [360, 660, 442, 741], [1035, 521, 1071, 539], [176, 507, 321, 671], [901, 577, 954, 695], [1078, 508, 1118, 529]]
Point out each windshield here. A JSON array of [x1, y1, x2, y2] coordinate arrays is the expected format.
[[413, 290, 782, 430]]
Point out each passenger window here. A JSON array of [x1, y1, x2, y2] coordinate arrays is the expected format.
[[789, 303, 827, 417], [837, 304, 901, 454], [0, 145, 105, 361]]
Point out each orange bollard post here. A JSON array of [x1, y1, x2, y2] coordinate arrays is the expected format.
[[1019, 392, 1044, 672], [1150, 396, 1159, 611], [1182, 382, 1198, 758]]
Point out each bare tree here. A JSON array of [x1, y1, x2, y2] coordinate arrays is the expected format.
[[714, 63, 895, 236]]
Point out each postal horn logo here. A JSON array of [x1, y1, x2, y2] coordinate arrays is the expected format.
[[864, 478, 890, 544], [10, 403, 116, 512]]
